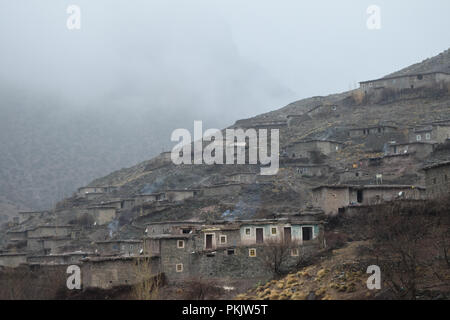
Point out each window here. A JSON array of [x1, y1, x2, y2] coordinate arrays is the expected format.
[[227, 249, 235, 255], [357, 190, 363, 203], [177, 240, 185, 248], [176, 263, 183, 272], [417, 74, 423, 80], [256, 228, 264, 244], [416, 135, 421, 141], [220, 235, 227, 244], [245, 228, 251, 236], [291, 248, 299, 257], [271, 227, 277, 235], [433, 178, 437, 184], [425, 133, 431, 140], [205, 234, 214, 250], [302, 227, 313, 241], [249, 248, 256, 257]]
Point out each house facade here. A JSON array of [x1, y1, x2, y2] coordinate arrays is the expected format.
[[360, 72, 450, 93], [422, 161, 450, 198]]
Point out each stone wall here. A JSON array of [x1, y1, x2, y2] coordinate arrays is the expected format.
[[81, 256, 160, 289], [201, 184, 242, 198], [86, 207, 116, 225], [360, 72, 450, 92], [387, 142, 435, 159], [424, 163, 450, 198], [165, 190, 196, 202], [27, 226, 72, 238], [0, 254, 27, 267], [95, 240, 143, 256], [286, 140, 341, 159], [312, 187, 355, 215]]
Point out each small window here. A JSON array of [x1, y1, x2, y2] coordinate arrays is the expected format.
[[416, 135, 421, 141], [271, 227, 277, 235], [433, 178, 437, 184], [177, 240, 185, 249], [176, 263, 183, 272], [245, 228, 251, 236], [249, 248, 256, 257], [417, 75, 423, 80], [291, 248, 299, 257], [425, 133, 431, 140], [445, 175, 448, 181], [220, 235, 227, 244], [302, 227, 313, 241], [227, 249, 235, 255]]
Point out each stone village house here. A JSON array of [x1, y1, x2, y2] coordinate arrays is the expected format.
[[312, 184, 426, 215], [140, 215, 324, 284], [359, 72, 450, 93], [422, 161, 450, 199], [285, 140, 342, 159]]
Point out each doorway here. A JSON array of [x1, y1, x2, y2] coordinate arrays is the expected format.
[[302, 227, 313, 241], [205, 234, 213, 250], [284, 227, 292, 243], [256, 228, 264, 244], [357, 190, 363, 203]]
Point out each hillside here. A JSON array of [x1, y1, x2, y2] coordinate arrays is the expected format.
[[1, 48, 450, 300], [385, 48, 450, 78]]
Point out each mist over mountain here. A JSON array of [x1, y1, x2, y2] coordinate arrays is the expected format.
[[1, 1, 450, 214], [0, 1, 293, 211]]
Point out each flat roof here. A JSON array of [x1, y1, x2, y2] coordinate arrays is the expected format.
[[313, 184, 425, 191], [289, 139, 343, 145], [28, 225, 73, 231], [18, 211, 48, 215], [95, 239, 142, 244], [135, 193, 164, 197], [0, 253, 27, 257], [144, 234, 192, 240], [349, 125, 397, 130], [422, 161, 450, 171], [360, 71, 450, 84], [164, 189, 199, 192], [81, 255, 155, 263], [389, 141, 436, 146]]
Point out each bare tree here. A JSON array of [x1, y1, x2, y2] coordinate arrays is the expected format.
[[260, 237, 307, 277], [360, 199, 449, 299], [132, 257, 163, 300]]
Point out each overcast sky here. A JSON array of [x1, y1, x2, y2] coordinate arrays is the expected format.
[[0, 1, 449, 209], [1, 0, 449, 122]]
